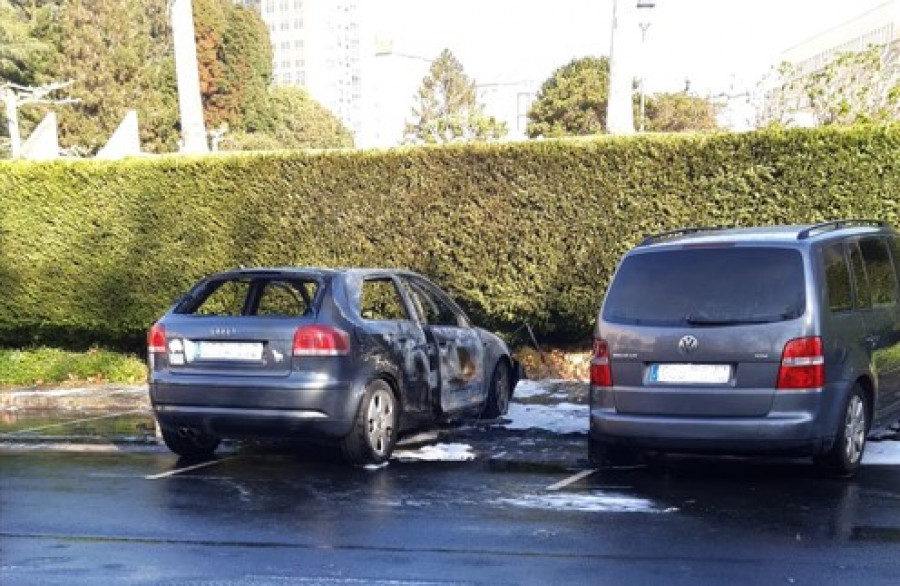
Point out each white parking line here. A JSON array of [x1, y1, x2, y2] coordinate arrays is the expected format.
[[145, 457, 235, 480], [0, 409, 147, 437], [545, 468, 597, 491]]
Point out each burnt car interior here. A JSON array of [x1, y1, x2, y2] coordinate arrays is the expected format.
[[177, 277, 319, 317]]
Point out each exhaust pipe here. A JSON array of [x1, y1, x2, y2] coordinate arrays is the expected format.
[[177, 426, 201, 439]]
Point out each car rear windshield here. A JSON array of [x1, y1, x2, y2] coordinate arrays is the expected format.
[[603, 247, 806, 326], [175, 276, 320, 317]]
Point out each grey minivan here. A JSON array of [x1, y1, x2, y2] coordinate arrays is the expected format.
[[589, 220, 900, 475]]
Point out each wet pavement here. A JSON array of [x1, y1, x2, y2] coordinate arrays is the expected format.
[[1, 380, 899, 584]]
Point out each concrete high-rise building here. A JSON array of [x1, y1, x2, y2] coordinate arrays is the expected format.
[[247, 0, 365, 139]]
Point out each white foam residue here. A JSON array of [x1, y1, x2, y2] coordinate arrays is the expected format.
[[862, 441, 900, 465], [497, 492, 673, 513], [363, 462, 389, 471], [504, 402, 588, 435], [393, 443, 476, 462], [512, 379, 556, 398]]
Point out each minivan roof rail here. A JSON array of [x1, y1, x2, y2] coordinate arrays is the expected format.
[[796, 219, 887, 240], [639, 226, 729, 246]]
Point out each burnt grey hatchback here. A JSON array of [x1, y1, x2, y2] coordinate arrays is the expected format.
[[149, 268, 520, 465], [589, 220, 900, 475]]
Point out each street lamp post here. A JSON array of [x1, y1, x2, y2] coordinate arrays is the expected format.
[[637, 1, 656, 132]]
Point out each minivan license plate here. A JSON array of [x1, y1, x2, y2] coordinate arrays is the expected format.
[[197, 341, 263, 361], [650, 363, 731, 384]]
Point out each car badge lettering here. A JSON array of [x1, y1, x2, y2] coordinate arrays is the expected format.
[[678, 335, 699, 354], [212, 327, 237, 336]]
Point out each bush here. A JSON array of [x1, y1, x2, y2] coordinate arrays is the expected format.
[[1, 126, 898, 350]]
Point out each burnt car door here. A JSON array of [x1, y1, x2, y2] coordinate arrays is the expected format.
[[356, 276, 433, 417], [399, 276, 485, 414]]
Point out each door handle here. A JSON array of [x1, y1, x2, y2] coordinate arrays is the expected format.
[[864, 335, 879, 347]]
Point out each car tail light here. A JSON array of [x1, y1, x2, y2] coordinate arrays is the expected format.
[[777, 336, 824, 390], [293, 325, 350, 356], [590, 338, 613, 387], [148, 323, 166, 354]]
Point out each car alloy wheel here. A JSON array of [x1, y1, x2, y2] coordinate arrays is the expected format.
[[366, 386, 395, 457], [843, 393, 867, 466]]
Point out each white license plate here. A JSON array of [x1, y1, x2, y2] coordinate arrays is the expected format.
[[650, 363, 731, 384], [196, 341, 263, 361]]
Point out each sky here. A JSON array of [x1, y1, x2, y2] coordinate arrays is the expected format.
[[372, 0, 893, 95]]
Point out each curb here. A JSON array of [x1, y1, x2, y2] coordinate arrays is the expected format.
[[0, 385, 149, 411]]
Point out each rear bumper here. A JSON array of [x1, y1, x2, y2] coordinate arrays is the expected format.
[[589, 409, 825, 455], [150, 373, 363, 440], [589, 382, 848, 456]]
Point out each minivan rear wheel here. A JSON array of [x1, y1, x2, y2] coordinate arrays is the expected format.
[[815, 384, 869, 476]]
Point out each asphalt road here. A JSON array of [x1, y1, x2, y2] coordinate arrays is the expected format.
[[2, 422, 899, 585]]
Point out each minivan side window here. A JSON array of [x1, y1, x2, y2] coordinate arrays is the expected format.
[[848, 242, 872, 310], [859, 237, 899, 307], [824, 243, 852, 312]]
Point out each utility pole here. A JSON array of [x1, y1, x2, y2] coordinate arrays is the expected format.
[[2, 81, 77, 159], [606, 0, 635, 135], [170, 0, 209, 154]]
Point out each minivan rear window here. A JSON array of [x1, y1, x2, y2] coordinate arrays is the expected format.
[[603, 248, 806, 326]]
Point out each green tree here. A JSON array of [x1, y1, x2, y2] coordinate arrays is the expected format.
[[225, 86, 352, 150], [193, 0, 272, 132], [0, 0, 50, 86], [527, 56, 610, 138], [644, 92, 719, 132], [404, 48, 506, 144], [35, 0, 177, 153], [760, 41, 900, 127]]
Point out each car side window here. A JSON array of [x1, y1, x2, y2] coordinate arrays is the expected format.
[[824, 243, 852, 313], [407, 279, 465, 327], [859, 237, 899, 307], [359, 278, 408, 321], [848, 242, 872, 310], [193, 280, 252, 316]]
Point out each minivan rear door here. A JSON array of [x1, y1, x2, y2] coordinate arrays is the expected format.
[[600, 246, 808, 417]]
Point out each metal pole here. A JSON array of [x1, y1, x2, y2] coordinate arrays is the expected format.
[[170, 0, 209, 154], [606, 0, 635, 135], [4, 88, 22, 158]]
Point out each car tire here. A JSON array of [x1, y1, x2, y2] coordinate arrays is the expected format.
[[341, 379, 399, 466], [482, 360, 511, 419], [160, 426, 220, 460], [815, 383, 869, 477], [588, 439, 640, 467]]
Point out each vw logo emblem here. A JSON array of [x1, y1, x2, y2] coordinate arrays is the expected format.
[[678, 335, 698, 353]]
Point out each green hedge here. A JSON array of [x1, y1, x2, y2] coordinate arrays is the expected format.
[[1, 126, 898, 350]]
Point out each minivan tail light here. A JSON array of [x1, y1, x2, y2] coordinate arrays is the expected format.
[[777, 336, 824, 390], [148, 323, 166, 354], [293, 325, 350, 356], [590, 339, 613, 387]]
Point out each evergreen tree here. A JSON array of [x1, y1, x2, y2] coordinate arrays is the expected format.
[[404, 48, 506, 144], [644, 92, 719, 132], [526, 56, 610, 138], [193, 0, 272, 133], [37, 0, 177, 153]]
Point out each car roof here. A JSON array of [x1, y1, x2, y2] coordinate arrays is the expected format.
[[636, 221, 894, 250]]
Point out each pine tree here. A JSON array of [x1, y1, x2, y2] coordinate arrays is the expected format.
[[526, 57, 610, 138], [404, 48, 506, 144]]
